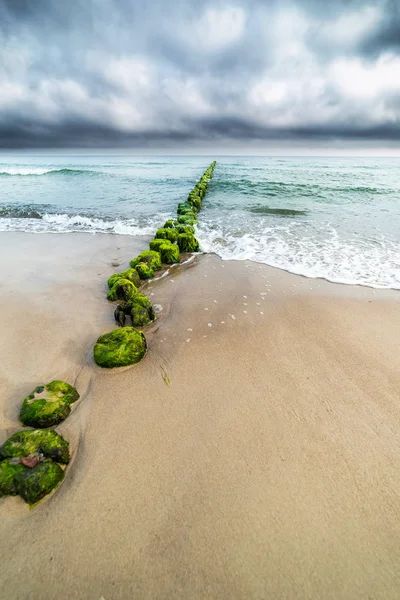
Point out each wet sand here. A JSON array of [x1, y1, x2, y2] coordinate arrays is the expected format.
[[1, 232, 400, 599]]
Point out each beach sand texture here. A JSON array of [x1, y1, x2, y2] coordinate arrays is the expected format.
[[1, 232, 400, 599]]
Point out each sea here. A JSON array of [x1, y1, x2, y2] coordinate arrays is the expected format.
[[0, 154, 399, 289]]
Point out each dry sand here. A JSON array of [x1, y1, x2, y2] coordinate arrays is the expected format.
[[1, 232, 400, 599]]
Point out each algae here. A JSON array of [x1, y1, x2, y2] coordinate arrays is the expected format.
[[16, 461, 65, 505], [154, 228, 178, 243], [107, 278, 138, 301], [130, 250, 161, 272], [159, 242, 180, 264], [93, 327, 147, 368], [163, 220, 175, 229], [177, 233, 200, 253], [20, 380, 80, 428], [177, 215, 197, 225], [115, 293, 156, 328], [0, 461, 25, 496], [135, 262, 155, 280], [0, 429, 70, 464], [107, 268, 141, 290]]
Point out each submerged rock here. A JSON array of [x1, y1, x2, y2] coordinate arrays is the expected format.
[[93, 327, 147, 368], [177, 202, 198, 216], [177, 233, 200, 253], [16, 461, 65, 505], [163, 220, 176, 229], [20, 380, 80, 428], [107, 278, 138, 301], [187, 195, 202, 211], [154, 228, 178, 243], [0, 429, 70, 465], [107, 268, 141, 290], [177, 215, 197, 226], [174, 224, 195, 235]]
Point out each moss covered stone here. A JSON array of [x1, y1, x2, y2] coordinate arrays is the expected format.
[[107, 278, 138, 301], [159, 242, 180, 264], [93, 327, 147, 368], [177, 215, 197, 225], [177, 202, 198, 216], [188, 195, 202, 211], [0, 429, 70, 464], [163, 220, 176, 229], [20, 380, 80, 428], [130, 250, 161, 272], [107, 268, 141, 290], [177, 233, 200, 253], [0, 461, 25, 496], [115, 293, 156, 328], [149, 239, 167, 253], [15, 461, 65, 505], [135, 262, 155, 280], [174, 224, 195, 235], [154, 228, 178, 243]]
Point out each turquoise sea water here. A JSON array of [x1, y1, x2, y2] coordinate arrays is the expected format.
[[0, 154, 399, 289]]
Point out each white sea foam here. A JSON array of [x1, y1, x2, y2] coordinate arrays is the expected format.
[[0, 167, 59, 176], [197, 221, 400, 290], [0, 212, 170, 236]]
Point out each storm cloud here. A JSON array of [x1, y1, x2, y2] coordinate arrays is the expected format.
[[0, 0, 400, 148]]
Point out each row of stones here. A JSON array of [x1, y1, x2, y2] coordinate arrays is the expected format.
[[0, 383, 77, 504], [0, 162, 217, 505], [93, 161, 217, 369]]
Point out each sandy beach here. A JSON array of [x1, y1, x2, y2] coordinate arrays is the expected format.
[[1, 231, 400, 599]]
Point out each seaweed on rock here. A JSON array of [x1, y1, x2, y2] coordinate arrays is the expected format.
[[16, 461, 65, 505], [154, 228, 178, 243], [94, 327, 147, 368], [130, 250, 162, 279], [158, 241, 180, 264], [0, 429, 70, 464], [114, 293, 156, 328], [107, 268, 141, 290], [107, 278, 138, 301], [20, 380, 80, 428], [177, 233, 200, 253]]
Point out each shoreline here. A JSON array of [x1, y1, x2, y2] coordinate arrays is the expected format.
[[1, 232, 400, 598]]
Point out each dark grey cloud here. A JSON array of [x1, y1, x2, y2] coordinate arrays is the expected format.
[[0, 0, 399, 148]]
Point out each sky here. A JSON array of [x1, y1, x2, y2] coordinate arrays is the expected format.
[[1, 0, 400, 152]]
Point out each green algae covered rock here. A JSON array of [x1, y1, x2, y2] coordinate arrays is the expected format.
[[159, 242, 180, 264], [187, 195, 202, 211], [154, 227, 178, 243], [130, 250, 161, 272], [115, 293, 156, 328], [16, 461, 65, 505], [177, 202, 198, 216], [163, 220, 176, 229], [20, 380, 80, 428], [0, 461, 25, 496], [0, 429, 70, 464], [177, 215, 197, 225], [135, 262, 155, 280], [0, 458, 65, 505], [107, 278, 138, 301], [149, 238, 168, 252], [177, 233, 200, 253], [107, 268, 141, 290], [94, 327, 147, 368], [174, 224, 195, 235]]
